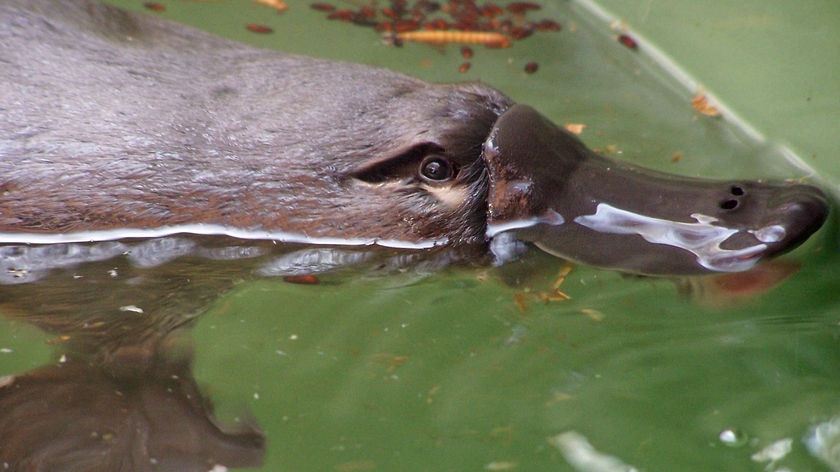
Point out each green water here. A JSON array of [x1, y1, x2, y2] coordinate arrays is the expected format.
[[2, 1, 838, 471]]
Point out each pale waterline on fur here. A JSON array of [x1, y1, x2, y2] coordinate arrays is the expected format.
[[0, 224, 448, 250]]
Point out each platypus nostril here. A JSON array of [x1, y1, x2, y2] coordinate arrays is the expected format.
[[719, 199, 739, 210], [720, 185, 745, 210]]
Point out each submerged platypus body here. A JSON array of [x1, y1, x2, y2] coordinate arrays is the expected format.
[[0, 0, 829, 275]]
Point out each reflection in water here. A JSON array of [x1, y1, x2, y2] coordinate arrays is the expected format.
[[0, 236, 465, 471], [0, 350, 264, 471], [0, 237, 273, 471], [674, 259, 801, 308]]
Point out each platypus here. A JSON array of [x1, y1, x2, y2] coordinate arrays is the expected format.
[[0, 0, 829, 276]]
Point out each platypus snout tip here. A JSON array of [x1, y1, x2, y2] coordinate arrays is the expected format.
[[484, 105, 831, 276], [760, 183, 830, 255], [703, 182, 830, 272]]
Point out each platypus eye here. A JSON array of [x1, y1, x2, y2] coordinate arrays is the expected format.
[[349, 143, 457, 185], [419, 155, 456, 182]]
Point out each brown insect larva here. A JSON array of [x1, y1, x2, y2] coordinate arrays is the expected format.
[[391, 30, 512, 48], [309, 3, 336, 12], [509, 25, 533, 40], [245, 23, 273, 34], [506, 2, 541, 14], [618, 33, 638, 50], [143, 2, 165, 12], [326, 10, 354, 21], [535, 19, 561, 32], [481, 4, 504, 17]]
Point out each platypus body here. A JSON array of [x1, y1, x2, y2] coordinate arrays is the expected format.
[[0, 0, 830, 275]]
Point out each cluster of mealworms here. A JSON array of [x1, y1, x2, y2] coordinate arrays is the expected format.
[[310, 0, 561, 73], [143, 0, 560, 74]]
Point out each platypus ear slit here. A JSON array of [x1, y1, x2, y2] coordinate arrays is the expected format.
[[349, 143, 445, 184]]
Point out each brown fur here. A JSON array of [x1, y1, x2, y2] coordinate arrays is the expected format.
[[0, 0, 513, 246]]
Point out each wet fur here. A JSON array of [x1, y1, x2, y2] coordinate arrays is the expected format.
[[0, 0, 512, 246]]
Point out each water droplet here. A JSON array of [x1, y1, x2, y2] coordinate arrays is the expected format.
[[719, 428, 749, 447]]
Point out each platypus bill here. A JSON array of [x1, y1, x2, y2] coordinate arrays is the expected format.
[[0, 0, 829, 276]]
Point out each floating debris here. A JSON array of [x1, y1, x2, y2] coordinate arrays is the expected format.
[[252, 0, 287, 12], [45, 335, 71, 345], [564, 123, 585, 135], [579, 308, 603, 321], [523, 61, 539, 73], [542, 261, 573, 300], [535, 18, 560, 31], [485, 461, 518, 471], [143, 2, 166, 12], [718, 428, 749, 448], [513, 292, 529, 311], [617, 33, 637, 50], [506, 2, 540, 14], [310, 0, 561, 45], [691, 90, 722, 117], [309, 3, 335, 12], [806, 416, 840, 471], [504, 324, 528, 345], [310, 1, 561, 72], [539, 289, 569, 302], [751, 438, 793, 466], [550, 431, 640, 472], [513, 262, 574, 309], [388, 30, 512, 48], [245, 23, 274, 34]]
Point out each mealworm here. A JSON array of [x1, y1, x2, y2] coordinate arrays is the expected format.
[[390, 30, 512, 48]]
